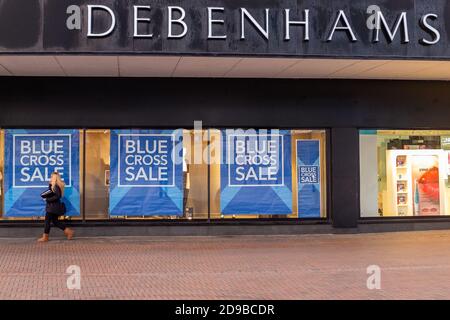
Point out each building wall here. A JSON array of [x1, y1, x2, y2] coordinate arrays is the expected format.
[[1, 77, 450, 228]]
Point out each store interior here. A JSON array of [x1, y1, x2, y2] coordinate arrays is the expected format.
[[361, 130, 450, 217]]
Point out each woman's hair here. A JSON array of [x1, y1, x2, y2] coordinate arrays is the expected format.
[[51, 172, 65, 197]]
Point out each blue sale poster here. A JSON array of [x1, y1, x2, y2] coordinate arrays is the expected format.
[[109, 129, 184, 216], [296, 139, 321, 218], [220, 130, 292, 214], [4, 129, 81, 217]]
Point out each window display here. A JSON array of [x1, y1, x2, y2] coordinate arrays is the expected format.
[[109, 129, 184, 217], [3, 129, 81, 218], [210, 129, 327, 219], [219, 129, 292, 215], [0, 128, 327, 221], [360, 130, 450, 217], [296, 139, 322, 218], [85, 129, 209, 220]]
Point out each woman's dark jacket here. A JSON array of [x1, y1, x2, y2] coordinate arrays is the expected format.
[[45, 184, 64, 215]]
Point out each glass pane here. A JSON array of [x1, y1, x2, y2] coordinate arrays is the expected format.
[[182, 129, 208, 219], [291, 130, 327, 218], [96, 129, 209, 220], [210, 129, 327, 219], [360, 130, 450, 217], [0, 129, 82, 220], [85, 129, 110, 219]]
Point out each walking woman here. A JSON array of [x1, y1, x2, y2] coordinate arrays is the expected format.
[[37, 172, 74, 242]]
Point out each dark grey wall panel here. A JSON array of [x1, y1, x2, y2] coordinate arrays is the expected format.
[[0, 77, 448, 129], [331, 128, 359, 228]]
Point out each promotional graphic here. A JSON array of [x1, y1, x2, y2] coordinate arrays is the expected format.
[[4, 129, 80, 217], [296, 140, 321, 218], [220, 130, 292, 215], [109, 129, 184, 216], [412, 155, 440, 216]]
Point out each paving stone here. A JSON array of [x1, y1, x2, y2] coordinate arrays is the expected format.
[[0, 231, 449, 299]]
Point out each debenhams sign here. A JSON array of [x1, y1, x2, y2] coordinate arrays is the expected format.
[[2, 0, 450, 58], [73, 4, 436, 44]]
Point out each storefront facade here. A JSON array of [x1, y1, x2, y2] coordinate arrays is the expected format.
[[2, 0, 450, 235]]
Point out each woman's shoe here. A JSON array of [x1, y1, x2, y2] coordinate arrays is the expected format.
[[64, 228, 74, 240], [37, 234, 49, 242]]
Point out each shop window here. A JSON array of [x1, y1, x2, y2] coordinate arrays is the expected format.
[[85, 129, 209, 219], [0, 129, 83, 220], [210, 129, 327, 219], [84, 129, 110, 219], [0, 128, 326, 221], [360, 130, 450, 217], [182, 129, 209, 219]]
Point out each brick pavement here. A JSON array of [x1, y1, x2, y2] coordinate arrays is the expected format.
[[0, 230, 450, 299]]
